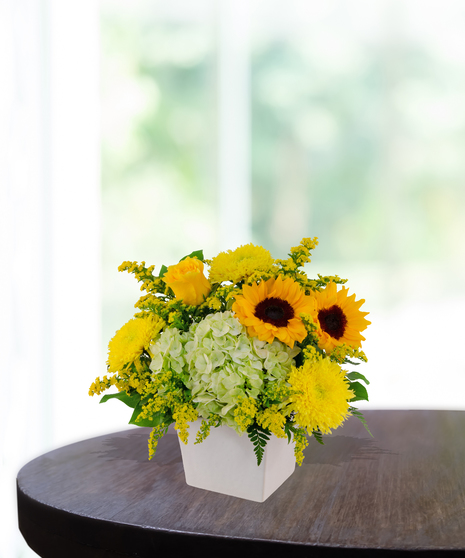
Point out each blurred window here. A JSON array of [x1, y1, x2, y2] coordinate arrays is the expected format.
[[101, 0, 465, 412]]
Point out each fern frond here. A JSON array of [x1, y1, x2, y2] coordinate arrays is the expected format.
[[349, 406, 373, 437], [311, 428, 324, 445], [247, 425, 270, 466]]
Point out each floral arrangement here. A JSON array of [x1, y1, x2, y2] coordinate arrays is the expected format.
[[89, 238, 371, 466]]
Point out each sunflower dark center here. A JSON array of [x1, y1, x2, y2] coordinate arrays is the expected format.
[[318, 304, 347, 339], [254, 297, 295, 328]]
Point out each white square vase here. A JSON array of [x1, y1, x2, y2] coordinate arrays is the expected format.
[[178, 420, 296, 502]]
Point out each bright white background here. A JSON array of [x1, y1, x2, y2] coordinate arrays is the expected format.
[[2, 1, 465, 556]]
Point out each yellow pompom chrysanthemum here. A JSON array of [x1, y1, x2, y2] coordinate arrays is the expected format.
[[288, 355, 353, 434], [107, 315, 164, 373], [208, 244, 274, 285]]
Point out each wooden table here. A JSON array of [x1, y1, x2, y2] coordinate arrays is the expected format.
[[17, 410, 465, 557]]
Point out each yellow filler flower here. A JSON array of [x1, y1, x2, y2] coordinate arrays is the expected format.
[[311, 282, 371, 353], [163, 257, 211, 306], [232, 276, 316, 348]]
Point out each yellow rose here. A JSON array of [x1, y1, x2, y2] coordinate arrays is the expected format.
[[163, 257, 212, 306]]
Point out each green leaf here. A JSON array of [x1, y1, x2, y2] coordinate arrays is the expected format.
[[129, 404, 168, 428], [346, 371, 370, 385], [180, 249, 204, 262], [158, 265, 168, 278], [349, 407, 373, 437], [100, 391, 141, 408], [349, 381, 369, 402], [284, 421, 295, 444], [247, 425, 270, 466]]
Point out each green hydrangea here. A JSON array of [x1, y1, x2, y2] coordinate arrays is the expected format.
[[150, 311, 299, 432], [149, 326, 188, 376]]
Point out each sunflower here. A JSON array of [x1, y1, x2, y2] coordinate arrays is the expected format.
[[232, 275, 316, 348], [208, 244, 274, 285], [107, 315, 164, 373], [311, 282, 370, 353], [288, 355, 353, 434]]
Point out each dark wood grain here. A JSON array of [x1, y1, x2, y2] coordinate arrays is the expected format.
[[17, 410, 465, 557]]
